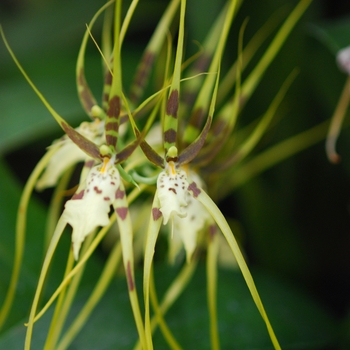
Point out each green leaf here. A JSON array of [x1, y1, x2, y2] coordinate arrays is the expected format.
[[0, 0, 107, 155]]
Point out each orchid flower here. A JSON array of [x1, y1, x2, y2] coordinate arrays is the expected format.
[[2, 0, 185, 346], [1, 1, 150, 349], [138, 0, 313, 348], [0, 0, 317, 349], [134, 0, 313, 349]]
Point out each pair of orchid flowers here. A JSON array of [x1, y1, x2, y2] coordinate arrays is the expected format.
[[0, 0, 315, 348]]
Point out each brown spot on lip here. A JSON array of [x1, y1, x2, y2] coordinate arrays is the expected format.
[[93, 186, 102, 194], [166, 90, 179, 118], [168, 188, 177, 194], [188, 182, 201, 198]]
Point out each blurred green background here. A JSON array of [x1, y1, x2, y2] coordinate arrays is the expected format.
[[1, 0, 350, 348]]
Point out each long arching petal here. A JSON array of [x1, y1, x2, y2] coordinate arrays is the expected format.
[[187, 181, 281, 350], [113, 180, 147, 349], [143, 192, 163, 349]]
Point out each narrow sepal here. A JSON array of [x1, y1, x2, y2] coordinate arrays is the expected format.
[[113, 180, 147, 349], [193, 184, 281, 350], [76, 1, 114, 117], [143, 193, 162, 349], [136, 129, 165, 167], [61, 122, 102, 161], [178, 115, 212, 165]]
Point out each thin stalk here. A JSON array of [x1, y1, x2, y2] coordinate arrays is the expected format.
[[149, 268, 182, 350], [57, 242, 122, 350], [24, 216, 68, 350], [134, 259, 197, 350], [196, 188, 281, 349], [207, 227, 220, 350], [44, 166, 75, 251], [0, 147, 57, 330], [43, 251, 75, 350], [44, 233, 96, 350]]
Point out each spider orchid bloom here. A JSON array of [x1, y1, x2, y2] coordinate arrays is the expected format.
[[137, 0, 291, 348], [135, 0, 312, 348], [173, 170, 213, 260], [157, 156, 212, 263], [1, 0, 187, 347], [63, 154, 120, 260], [1, 1, 151, 348]]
